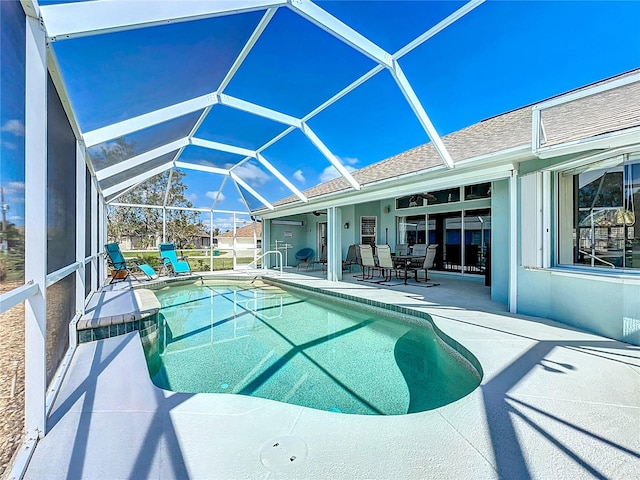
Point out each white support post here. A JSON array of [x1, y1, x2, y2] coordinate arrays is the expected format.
[[262, 220, 271, 270], [542, 170, 551, 269], [233, 213, 237, 270], [24, 14, 48, 438], [509, 169, 518, 313], [210, 211, 214, 272], [252, 219, 258, 266], [98, 195, 106, 284], [326, 207, 342, 282], [90, 177, 98, 293], [162, 207, 167, 243], [75, 141, 86, 327]]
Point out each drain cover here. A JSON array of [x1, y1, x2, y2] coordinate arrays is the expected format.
[[260, 435, 308, 472]]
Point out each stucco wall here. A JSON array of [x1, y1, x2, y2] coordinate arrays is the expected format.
[[340, 205, 357, 257], [490, 179, 510, 305], [269, 215, 307, 267], [518, 268, 640, 345]]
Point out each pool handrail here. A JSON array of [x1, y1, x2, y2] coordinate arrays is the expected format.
[[244, 250, 283, 276]]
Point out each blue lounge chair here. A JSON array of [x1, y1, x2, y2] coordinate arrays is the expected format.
[[295, 247, 314, 271], [159, 243, 192, 275], [104, 243, 157, 283]]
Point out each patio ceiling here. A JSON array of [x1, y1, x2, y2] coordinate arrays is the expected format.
[[26, 0, 485, 213]]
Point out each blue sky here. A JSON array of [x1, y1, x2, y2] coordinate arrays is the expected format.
[[3, 1, 640, 225], [0, 1, 26, 225]]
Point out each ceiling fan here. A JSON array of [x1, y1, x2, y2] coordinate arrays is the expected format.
[[408, 193, 436, 207]]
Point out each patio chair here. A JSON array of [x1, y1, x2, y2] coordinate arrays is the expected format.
[[343, 244, 358, 272], [395, 243, 409, 256], [159, 242, 192, 275], [295, 247, 314, 271], [311, 246, 327, 271], [406, 244, 439, 285], [357, 244, 378, 281], [412, 243, 427, 257], [104, 242, 157, 283], [375, 244, 396, 282]]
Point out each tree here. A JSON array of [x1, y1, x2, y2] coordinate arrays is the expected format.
[[104, 138, 207, 248]]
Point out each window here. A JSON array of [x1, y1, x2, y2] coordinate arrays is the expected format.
[[397, 215, 426, 246], [558, 153, 639, 269], [464, 182, 491, 200], [360, 216, 376, 247], [396, 184, 488, 210]]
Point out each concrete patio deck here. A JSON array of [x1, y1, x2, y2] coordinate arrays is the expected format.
[[23, 271, 640, 479]]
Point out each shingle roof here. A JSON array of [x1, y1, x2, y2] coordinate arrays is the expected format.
[[272, 69, 640, 207], [542, 81, 640, 146], [218, 222, 262, 238]]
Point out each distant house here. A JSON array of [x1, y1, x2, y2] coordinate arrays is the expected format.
[[217, 222, 262, 252]]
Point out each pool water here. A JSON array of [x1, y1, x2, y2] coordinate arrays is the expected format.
[[142, 281, 481, 415]]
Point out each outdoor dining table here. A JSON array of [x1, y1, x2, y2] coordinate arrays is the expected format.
[[392, 254, 426, 285]]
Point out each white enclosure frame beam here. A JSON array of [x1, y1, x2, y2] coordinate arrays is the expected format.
[[42, 0, 287, 41], [218, 7, 277, 92], [303, 65, 384, 122], [230, 172, 274, 210], [390, 61, 455, 168], [111, 202, 247, 216], [104, 180, 144, 205], [83, 93, 218, 147], [175, 161, 229, 176], [256, 125, 296, 153], [255, 153, 308, 202], [190, 137, 255, 158], [394, 0, 484, 59], [302, 123, 360, 190], [43, 0, 481, 220], [163, 169, 174, 208], [211, 177, 228, 210], [102, 162, 174, 197], [288, 0, 392, 67], [95, 138, 189, 181], [220, 94, 302, 127], [24, 14, 48, 439], [290, 0, 459, 170], [531, 72, 640, 153]]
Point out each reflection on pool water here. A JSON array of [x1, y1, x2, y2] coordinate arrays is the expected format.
[[142, 281, 482, 415]]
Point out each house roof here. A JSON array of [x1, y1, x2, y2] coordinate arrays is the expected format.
[[270, 68, 640, 208], [218, 222, 262, 238]]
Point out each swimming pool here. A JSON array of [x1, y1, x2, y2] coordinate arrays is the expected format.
[[142, 280, 482, 415]]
